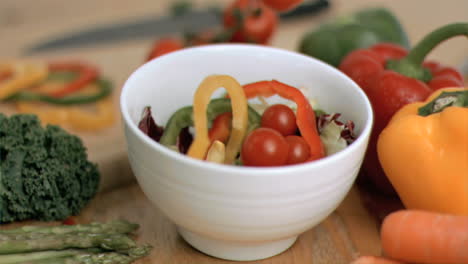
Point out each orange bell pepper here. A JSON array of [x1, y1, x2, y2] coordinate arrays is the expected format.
[[377, 87, 468, 215], [187, 75, 248, 164]]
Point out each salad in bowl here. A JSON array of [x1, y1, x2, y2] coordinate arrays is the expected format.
[[120, 44, 373, 261]]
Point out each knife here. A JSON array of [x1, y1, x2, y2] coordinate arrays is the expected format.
[[24, 0, 329, 55]]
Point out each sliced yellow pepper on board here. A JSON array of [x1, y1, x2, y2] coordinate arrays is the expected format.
[[187, 75, 248, 164], [377, 87, 468, 216], [15, 95, 115, 132], [0, 61, 48, 99]]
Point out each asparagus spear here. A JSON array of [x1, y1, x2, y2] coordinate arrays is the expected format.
[[0, 249, 77, 263], [0, 233, 137, 254], [0, 245, 152, 264], [0, 220, 139, 236]]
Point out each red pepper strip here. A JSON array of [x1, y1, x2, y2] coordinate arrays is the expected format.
[[208, 112, 232, 143], [47, 62, 99, 97], [242, 80, 325, 161], [243, 80, 277, 98]]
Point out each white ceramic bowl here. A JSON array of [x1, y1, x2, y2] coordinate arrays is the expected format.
[[120, 44, 373, 261]]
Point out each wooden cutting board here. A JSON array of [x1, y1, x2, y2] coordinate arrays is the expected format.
[[70, 183, 382, 264]]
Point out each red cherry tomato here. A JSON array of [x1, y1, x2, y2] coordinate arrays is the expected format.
[[241, 127, 289, 166], [261, 104, 297, 136], [223, 0, 278, 44], [262, 0, 302, 11], [285, 135, 310, 165], [146, 37, 184, 62]]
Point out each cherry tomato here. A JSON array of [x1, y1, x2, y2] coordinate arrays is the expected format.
[[146, 37, 184, 62], [241, 127, 289, 166], [223, 0, 278, 44], [285, 135, 310, 165], [261, 104, 297, 136], [262, 0, 302, 12]]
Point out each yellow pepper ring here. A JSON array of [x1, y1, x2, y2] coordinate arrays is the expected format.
[[15, 94, 115, 132], [0, 61, 48, 100], [187, 75, 248, 164], [67, 96, 116, 131]]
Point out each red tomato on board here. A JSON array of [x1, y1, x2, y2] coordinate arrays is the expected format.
[[146, 38, 184, 62], [223, 0, 278, 44]]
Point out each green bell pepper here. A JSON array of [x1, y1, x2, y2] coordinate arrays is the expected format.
[[298, 7, 410, 67]]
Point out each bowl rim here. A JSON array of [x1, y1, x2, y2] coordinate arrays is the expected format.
[[120, 43, 374, 175]]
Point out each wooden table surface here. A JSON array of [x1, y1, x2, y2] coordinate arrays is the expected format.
[[0, 1, 467, 263]]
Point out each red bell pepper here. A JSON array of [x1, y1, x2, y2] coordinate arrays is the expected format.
[[339, 23, 467, 195], [209, 112, 232, 143], [242, 80, 325, 161], [47, 62, 99, 98]]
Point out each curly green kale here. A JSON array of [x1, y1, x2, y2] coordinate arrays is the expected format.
[[0, 114, 100, 223]]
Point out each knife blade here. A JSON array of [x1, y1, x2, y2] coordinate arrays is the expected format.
[[24, 0, 329, 55]]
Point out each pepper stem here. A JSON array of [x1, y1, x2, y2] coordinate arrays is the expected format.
[[386, 23, 468, 82], [418, 90, 468, 116]]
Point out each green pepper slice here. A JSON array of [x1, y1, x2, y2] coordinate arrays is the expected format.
[[4, 76, 112, 105]]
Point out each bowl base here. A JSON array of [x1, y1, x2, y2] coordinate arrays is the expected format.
[[178, 227, 298, 261]]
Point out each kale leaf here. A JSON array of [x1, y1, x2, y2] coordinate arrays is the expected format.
[[0, 114, 100, 223]]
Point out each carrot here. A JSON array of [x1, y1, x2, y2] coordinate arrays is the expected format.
[[351, 256, 405, 264], [381, 210, 468, 264]]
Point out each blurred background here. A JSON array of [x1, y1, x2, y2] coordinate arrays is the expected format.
[[1, 0, 467, 67]]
